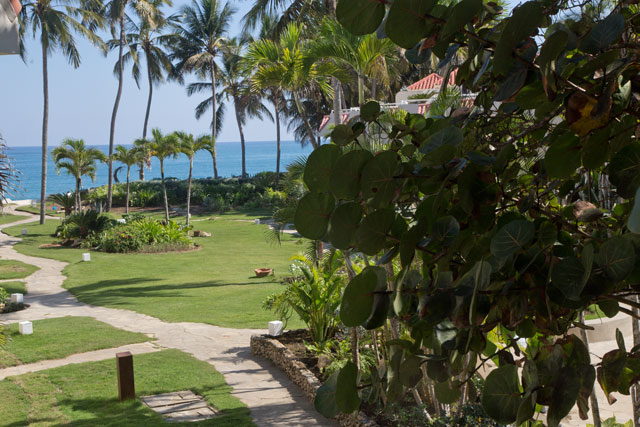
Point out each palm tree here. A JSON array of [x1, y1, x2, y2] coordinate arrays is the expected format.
[[312, 18, 400, 105], [113, 145, 142, 214], [175, 132, 209, 226], [47, 193, 75, 216], [52, 139, 107, 213], [245, 22, 340, 149], [133, 137, 152, 180], [105, 0, 168, 211], [148, 128, 178, 222], [20, 0, 105, 224], [171, 0, 235, 179], [190, 38, 272, 178]]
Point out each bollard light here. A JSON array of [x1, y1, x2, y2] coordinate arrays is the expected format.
[[254, 219, 260, 225], [10, 293, 23, 304], [21, 229, 27, 235], [268, 320, 284, 336], [82, 253, 91, 262], [19, 321, 33, 335]]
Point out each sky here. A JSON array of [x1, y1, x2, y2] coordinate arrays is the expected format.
[[0, 0, 291, 148]]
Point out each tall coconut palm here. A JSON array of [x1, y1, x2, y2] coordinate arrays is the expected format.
[[245, 22, 340, 149], [113, 145, 142, 214], [171, 0, 235, 179], [133, 137, 152, 181], [52, 139, 107, 213], [148, 128, 178, 222], [312, 18, 400, 105], [190, 38, 272, 178], [20, 0, 105, 224], [175, 133, 209, 226], [104, 0, 169, 211]]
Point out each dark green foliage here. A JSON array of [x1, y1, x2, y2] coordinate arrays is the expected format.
[[56, 210, 114, 240], [93, 218, 193, 253]]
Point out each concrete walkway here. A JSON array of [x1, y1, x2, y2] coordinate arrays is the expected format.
[[0, 212, 334, 426]]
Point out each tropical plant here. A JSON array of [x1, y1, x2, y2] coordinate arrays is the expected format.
[[0, 134, 17, 208], [104, 0, 169, 211], [245, 22, 340, 149], [242, 0, 333, 35], [171, 0, 235, 179], [95, 217, 192, 252], [19, 0, 105, 223], [264, 252, 345, 345], [133, 137, 152, 180], [175, 132, 208, 225], [113, 145, 142, 214], [295, 1, 640, 424], [56, 209, 114, 240], [312, 18, 399, 105], [148, 128, 178, 222], [52, 139, 107, 213], [47, 192, 76, 216]]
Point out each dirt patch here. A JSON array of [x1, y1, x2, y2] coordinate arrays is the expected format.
[[273, 329, 323, 381]]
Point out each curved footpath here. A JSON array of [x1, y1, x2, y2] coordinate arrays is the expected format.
[[0, 211, 334, 426]]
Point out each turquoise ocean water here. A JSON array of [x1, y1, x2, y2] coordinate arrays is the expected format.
[[6, 140, 312, 200]]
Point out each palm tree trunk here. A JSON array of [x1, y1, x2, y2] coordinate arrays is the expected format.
[[143, 49, 153, 143], [210, 59, 219, 179], [293, 91, 319, 149], [108, 7, 127, 212], [234, 97, 247, 178], [78, 178, 83, 212], [138, 161, 145, 180], [186, 157, 193, 226], [75, 178, 81, 212], [332, 77, 341, 126], [371, 76, 377, 100], [274, 95, 281, 184], [358, 73, 365, 106], [160, 159, 169, 223], [125, 166, 130, 214], [40, 41, 49, 225]]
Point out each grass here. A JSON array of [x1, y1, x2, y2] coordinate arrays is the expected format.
[[0, 317, 151, 368], [5, 211, 305, 329], [0, 281, 27, 295], [0, 259, 39, 280], [0, 214, 24, 225], [0, 349, 253, 426], [15, 204, 64, 217]]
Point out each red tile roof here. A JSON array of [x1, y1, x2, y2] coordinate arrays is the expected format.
[[407, 69, 458, 91]]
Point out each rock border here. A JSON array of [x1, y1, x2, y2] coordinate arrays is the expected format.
[[250, 334, 378, 427]]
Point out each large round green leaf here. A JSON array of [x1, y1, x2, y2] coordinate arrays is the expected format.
[[328, 202, 362, 250], [628, 186, 640, 234], [490, 220, 535, 259], [434, 380, 461, 404], [329, 150, 373, 200], [579, 13, 624, 53], [314, 371, 339, 418], [493, 2, 543, 75], [432, 216, 460, 247], [340, 266, 386, 327], [385, 0, 438, 49], [545, 132, 581, 179], [551, 256, 586, 301], [336, 0, 385, 36], [294, 192, 335, 240], [482, 364, 522, 424], [548, 366, 580, 427], [354, 208, 395, 255], [420, 126, 464, 154], [361, 151, 400, 209], [336, 361, 361, 413], [610, 143, 640, 198], [400, 354, 424, 387], [441, 0, 483, 39], [596, 237, 635, 281], [303, 144, 341, 193]]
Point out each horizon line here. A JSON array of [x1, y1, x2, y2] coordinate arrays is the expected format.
[[6, 139, 302, 148]]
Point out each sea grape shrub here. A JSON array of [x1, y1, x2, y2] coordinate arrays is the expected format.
[[96, 218, 193, 253], [300, 0, 640, 425]]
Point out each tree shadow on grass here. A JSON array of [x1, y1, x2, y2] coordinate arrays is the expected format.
[[45, 395, 253, 427]]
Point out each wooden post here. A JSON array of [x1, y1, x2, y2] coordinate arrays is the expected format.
[[116, 351, 135, 401]]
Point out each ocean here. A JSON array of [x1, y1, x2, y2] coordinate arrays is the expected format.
[[5, 141, 313, 200]]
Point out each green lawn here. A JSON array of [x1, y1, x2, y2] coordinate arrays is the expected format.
[[0, 281, 27, 295], [5, 212, 304, 329], [0, 317, 151, 368], [15, 204, 64, 217], [0, 259, 39, 280], [0, 214, 24, 226], [0, 349, 253, 426]]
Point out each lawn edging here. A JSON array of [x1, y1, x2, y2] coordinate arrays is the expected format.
[[250, 334, 378, 427]]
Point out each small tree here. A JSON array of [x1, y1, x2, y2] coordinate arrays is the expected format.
[[113, 145, 142, 214], [148, 129, 178, 222], [175, 132, 209, 225], [52, 139, 106, 213]]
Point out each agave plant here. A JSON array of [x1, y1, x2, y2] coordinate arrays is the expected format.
[[47, 193, 75, 216]]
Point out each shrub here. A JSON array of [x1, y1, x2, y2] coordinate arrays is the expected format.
[[95, 218, 193, 253], [56, 210, 114, 240]]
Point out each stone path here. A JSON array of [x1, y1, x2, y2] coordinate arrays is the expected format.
[[0, 212, 334, 426]]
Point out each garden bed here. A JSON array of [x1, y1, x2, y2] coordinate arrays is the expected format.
[[250, 330, 378, 427]]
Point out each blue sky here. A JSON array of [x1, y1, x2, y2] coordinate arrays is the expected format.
[[1, 0, 289, 148]]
